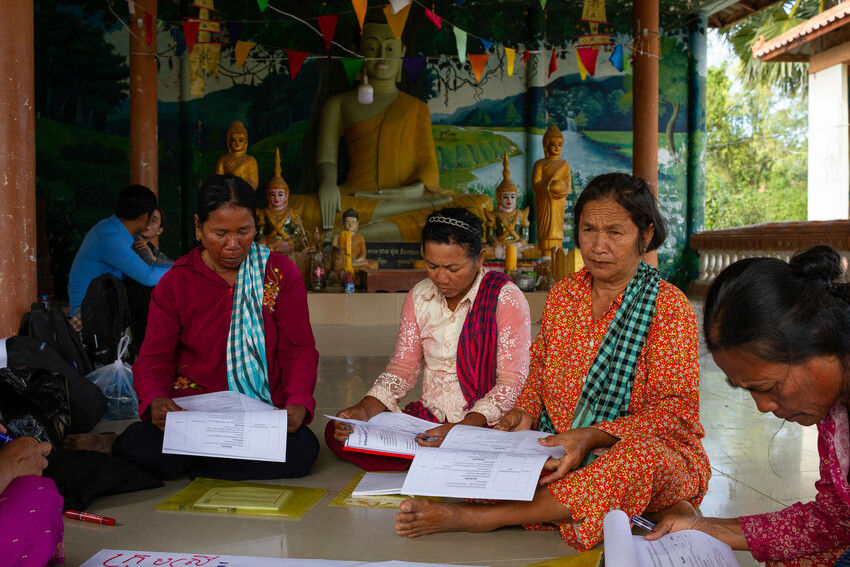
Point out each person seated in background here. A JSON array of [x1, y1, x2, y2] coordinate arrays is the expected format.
[[133, 208, 173, 265], [393, 174, 710, 552], [0, 423, 64, 566], [67, 184, 170, 346], [648, 245, 850, 566], [65, 174, 319, 481], [327, 207, 531, 471]]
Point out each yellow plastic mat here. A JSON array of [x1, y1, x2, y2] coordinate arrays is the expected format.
[[328, 471, 442, 509]]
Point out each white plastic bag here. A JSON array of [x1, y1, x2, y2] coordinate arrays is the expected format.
[[87, 336, 138, 420]]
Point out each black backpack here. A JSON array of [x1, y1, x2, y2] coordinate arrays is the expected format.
[[19, 302, 94, 376], [80, 273, 134, 365]]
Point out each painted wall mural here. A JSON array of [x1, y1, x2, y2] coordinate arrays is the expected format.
[[34, 1, 706, 295]]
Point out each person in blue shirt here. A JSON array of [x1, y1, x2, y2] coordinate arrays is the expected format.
[[67, 185, 171, 346]]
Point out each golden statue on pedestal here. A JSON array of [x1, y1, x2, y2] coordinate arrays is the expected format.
[[215, 121, 259, 190], [332, 209, 379, 274], [531, 126, 571, 258], [257, 148, 303, 253]]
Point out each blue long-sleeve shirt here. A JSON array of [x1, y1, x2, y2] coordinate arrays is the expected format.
[[68, 215, 171, 316]]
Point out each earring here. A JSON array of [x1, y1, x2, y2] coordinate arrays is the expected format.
[[642, 247, 647, 254]]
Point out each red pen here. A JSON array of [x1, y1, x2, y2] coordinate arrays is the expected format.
[[64, 510, 116, 525]]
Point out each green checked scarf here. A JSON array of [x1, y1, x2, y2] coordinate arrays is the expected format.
[[570, 260, 660, 462], [226, 242, 273, 405]]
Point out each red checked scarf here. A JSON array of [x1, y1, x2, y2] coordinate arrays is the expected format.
[[404, 270, 512, 422]]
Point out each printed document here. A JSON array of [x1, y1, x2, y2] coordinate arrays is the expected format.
[[174, 391, 275, 412], [603, 510, 740, 567], [326, 412, 439, 458], [163, 408, 287, 462]]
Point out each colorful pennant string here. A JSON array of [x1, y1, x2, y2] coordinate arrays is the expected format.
[[317, 14, 338, 51], [425, 8, 442, 29], [504, 47, 516, 77], [468, 53, 489, 82], [575, 49, 588, 80], [341, 57, 365, 84], [577, 47, 599, 76], [183, 21, 200, 53], [548, 49, 557, 77], [454, 27, 467, 63], [522, 50, 531, 64], [144, 11, 153, 45], [480, 38, 493, 52], [285, 48, 308, 79], [257, 0, 269, 12], [383, 2, 411, 39], [235, 41, 255, 67], [403, 56, 427, 83], [609, 43, 624, 72], [352, 0, 367, 31], [388, 0, 411, 13]]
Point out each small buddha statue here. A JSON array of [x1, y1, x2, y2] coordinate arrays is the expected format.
[[483, 154, 535, 260], [531, 126, 571, 258], [215, 120, 259, 190], [289, 18, 491, 241], [331, 208, 379, 276], [257, 148, 303, 253]]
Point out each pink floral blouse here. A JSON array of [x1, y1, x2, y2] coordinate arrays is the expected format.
[[739, 402, 850, 562], [366, 269, 531, 425]]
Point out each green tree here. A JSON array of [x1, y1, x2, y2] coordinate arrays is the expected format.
[[704, 64, 807, 229], [504, 102, 522, 127]]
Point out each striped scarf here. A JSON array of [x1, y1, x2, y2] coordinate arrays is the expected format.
[[226, 242, 273, 405], [570, 261, 660, 462]]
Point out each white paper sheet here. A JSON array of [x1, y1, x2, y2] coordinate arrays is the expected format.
[[162, 409, 287, 462], [326, 412, 436, 436], [441, 425, 566, 458], [352, 472, 407, 496], [175, 391, 276, 412], [344, 426, 420, 457], [602, 510, 740, 567], [81, 550, 484, 567], [401, 447, 548, 501]]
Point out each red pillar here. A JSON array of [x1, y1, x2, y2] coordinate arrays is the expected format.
[[129, 0, 158, 195], [0, 2, 36, 336], [633, 0, 660, 265]]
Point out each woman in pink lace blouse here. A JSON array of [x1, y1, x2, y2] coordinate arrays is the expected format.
[[325, 208, 531, 471], [648, 245, 850, 566]]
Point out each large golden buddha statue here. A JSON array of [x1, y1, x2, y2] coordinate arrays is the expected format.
[[531, 126, 571, 258], [289, 20, 489, 241], [215, 120, 259, 190], [257, 148, 303, 253]]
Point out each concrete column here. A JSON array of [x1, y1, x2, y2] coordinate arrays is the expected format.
[[807, 64, 849, 220], [0, 2, 36, 335], [633, 0, 660, 265], [129, 0, 158, 194]]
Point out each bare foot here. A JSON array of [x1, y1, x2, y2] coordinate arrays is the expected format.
[[63, 433, 117, 454], [644, 500, 697, 524], [394, 498, 493, 538]]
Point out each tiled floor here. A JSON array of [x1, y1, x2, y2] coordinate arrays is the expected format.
[[62, 300, 818, 566]]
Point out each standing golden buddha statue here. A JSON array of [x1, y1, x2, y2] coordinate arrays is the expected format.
[[215, 121, 259, 190], [257, 148, 303, 253], [531, 126, 571, 258]]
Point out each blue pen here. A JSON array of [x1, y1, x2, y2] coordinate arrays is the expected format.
[[631, 514, 655, 531], [0, 432, 13, 445]]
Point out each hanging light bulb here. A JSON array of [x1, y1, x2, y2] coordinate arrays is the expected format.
[[357, 69, 374, 104]]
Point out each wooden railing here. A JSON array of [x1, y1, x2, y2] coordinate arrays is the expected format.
[[689, 220, 850, 295]]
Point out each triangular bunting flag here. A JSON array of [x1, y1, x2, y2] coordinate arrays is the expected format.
[[624, 50, 632, 73], [173, 29, 186, 57], [225, 22, 243, 47], [388, 0, 411, 13], [504, 47, 516, 77], [383, 2, 410, 39], [577, 47, 599, 76], [575, 49, 588, 81], [127, 0, 135, 15], [257, 0, 269, 12], [352, 0, 367, 31], [183, 21, 200, 53], [468, 54, 489, 83], [548, 49, 557, 77], [609, 44, 624, 72], [480, 38, 493, 52], [522, 50, 531, 64], [286, 49, 309, 79], [454, 27, 467, 63], [425, 8, 442, 29], [403, 56, 427, 83], [144, 11, 153, 45], [540, 0, 547, 8], [318, 15, 338, 51], [234, 41, 255, 68], [341, 57, 365, 84]]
